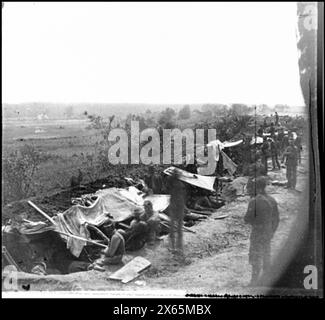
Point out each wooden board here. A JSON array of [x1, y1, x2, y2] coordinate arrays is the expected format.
[[109, 256, 151, 284]]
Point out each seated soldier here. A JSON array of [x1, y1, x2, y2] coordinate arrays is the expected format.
[[140, 200, 161, 245], [144, 166, 163, 194], [124, 207, 148, 251], [95, 222, 126, 266]]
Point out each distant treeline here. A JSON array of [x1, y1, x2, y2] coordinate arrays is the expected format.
[[2, 102, 302, 120]]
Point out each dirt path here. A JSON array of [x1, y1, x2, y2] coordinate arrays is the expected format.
[[8, 151, 309, 296]]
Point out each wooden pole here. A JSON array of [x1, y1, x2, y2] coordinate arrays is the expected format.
[[27, 201, 57, 225], [2, 246, 22, 271], [27, 201, 108, 249], [54, 230, 108, 249]]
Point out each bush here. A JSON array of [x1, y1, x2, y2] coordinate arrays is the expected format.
[[2, 144, 43, 203], [178, 105, 191, 120]]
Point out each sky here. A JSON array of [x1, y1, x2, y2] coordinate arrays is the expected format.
[[2, 2, 305, 106]]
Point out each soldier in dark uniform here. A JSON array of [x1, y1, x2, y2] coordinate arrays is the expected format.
[[282, 139, 298, 189], [270, 137, 281, 170], [275, 112, 279, 126], [269, 122, 276, 138], [257, 125, 264, 137], [261, 137, 270, 174], [282, 134, 289, 155], [144, 166, 163, 194], [244, 176, 279, 286], [277, 128, 285, 155], [246, 155, 266, 197], [168, 170, 186, 256], [294, 134, 302, 164], [263, 118, 268, 129], [242, 136, 252, 176], [124, 207, 148, 251]]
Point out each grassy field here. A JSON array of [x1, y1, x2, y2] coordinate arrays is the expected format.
[[2, 111, 307, 205], [2, 118, 108, 199]]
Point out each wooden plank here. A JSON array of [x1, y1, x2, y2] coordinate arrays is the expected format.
[[109, 256, 151, 283]]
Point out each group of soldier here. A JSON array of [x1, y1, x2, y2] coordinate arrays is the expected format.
[[243, 115, 303, 285], [244, 120, 302, 192]]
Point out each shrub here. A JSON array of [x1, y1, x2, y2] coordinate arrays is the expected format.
[[2, 144, 43, 203]]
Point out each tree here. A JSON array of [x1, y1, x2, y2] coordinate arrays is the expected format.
[[178, 105, 191, 120], [230, 104, 252, 115], [158, 108, 176, 129]]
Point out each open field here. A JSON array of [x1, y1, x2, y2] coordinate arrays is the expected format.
[[2, 119, 107, 199]]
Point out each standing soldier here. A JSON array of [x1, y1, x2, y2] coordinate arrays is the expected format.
[[274, 111, 279, 126], [277, 128, 285, 156], [257, 125, 264, 137], [263, 118, 268, 129], [270, 137, 281, 170], [244, 176, 280, 286], [294, 134, 302, 164], [261, 137, 270, 174], [246, 155, 266, 197], [282, 139, 298, 189], [242, 135, 252, 176], [269, 122, 276, 138], [282, 134, 289, 155], [168, 170, 186, 256], [144, 166, 163, 194]]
